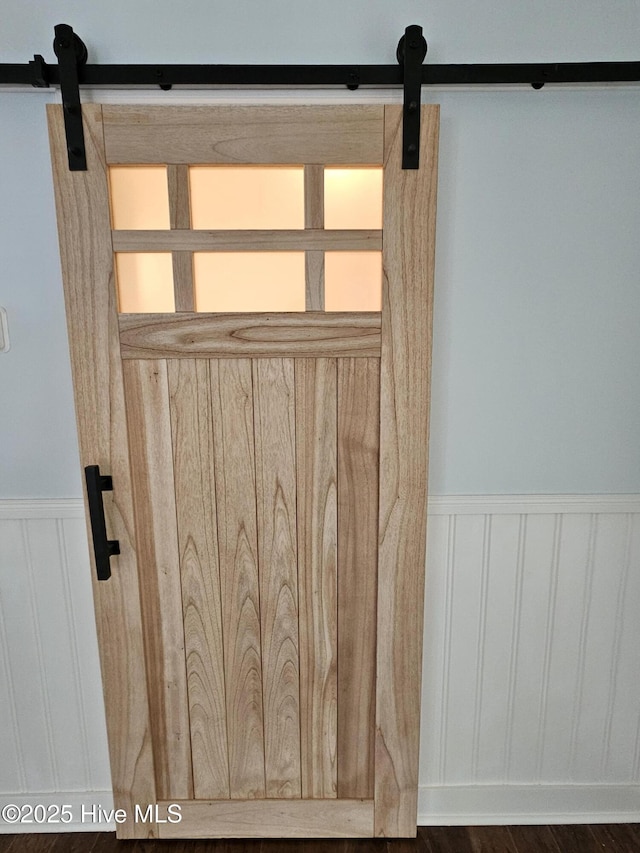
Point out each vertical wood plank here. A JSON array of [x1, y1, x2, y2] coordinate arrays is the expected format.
[[167, 359, 230, 799], [253, 358, 302, 798], [375, 104, 439, 837], [122, 359, 193, 801], [210, 358, 266, 798], [295, 358, 338, 798], [304, 165, 325, 311], [47, 104, 157, 838], [337, 357, 380, 798], [167, 164, 194, 311]]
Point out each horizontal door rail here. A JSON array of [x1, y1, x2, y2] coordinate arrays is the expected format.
[[112, 229, 383, 253], [119, 311, 382, 359]]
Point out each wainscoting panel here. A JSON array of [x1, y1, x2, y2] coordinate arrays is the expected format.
[[0, 503, 112, 805], [1, 496, 639, 829], [420, 497, 640, 801]]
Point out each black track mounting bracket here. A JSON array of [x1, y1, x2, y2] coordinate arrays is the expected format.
[[53, 23, 88, 171], [398, 24, 428, 169]]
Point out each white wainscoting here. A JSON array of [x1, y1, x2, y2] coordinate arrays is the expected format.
[[1, 496, 639, 831]]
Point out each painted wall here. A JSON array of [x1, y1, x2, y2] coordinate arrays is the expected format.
[[1, 2, 640, 497]]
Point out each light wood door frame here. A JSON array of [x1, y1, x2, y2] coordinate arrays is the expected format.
[[48, 103, 439, 839]]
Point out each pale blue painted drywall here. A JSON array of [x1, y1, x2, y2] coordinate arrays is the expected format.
[[1, 2, 639, 496]]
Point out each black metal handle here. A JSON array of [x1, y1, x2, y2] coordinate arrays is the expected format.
[[84, 465, 120, 581]]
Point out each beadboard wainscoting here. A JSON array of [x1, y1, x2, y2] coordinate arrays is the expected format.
[[1, 496, 639, 830]]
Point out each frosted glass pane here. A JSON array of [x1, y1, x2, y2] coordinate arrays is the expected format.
[[115, 253, 175, 313], [325, 252, 382, 312], [324, 168, 383, 230], [109, 166, 170, 230], [193, 253, 305, 312], [190, 167, 304, 229]]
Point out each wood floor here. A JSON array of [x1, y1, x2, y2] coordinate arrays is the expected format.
[[1, 825, 640, 853]]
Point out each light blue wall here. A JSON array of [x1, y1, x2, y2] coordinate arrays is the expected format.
[[1, 2, 639, 496]]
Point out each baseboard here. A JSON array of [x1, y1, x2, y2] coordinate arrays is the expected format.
[[0, 792, 115, 833], [2, 785, 639, 832], [418, 784, 640, 825]]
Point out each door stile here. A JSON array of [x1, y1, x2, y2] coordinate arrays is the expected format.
[[47, 104, 158, 839], [374, 105, 440, 837]]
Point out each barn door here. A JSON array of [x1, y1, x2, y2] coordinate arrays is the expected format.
[[48, 103, 438, 839]]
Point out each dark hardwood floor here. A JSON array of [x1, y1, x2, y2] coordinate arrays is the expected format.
[[1, 825, 639, 853]]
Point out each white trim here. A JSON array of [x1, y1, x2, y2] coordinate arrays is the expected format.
[[0, 500, 85, 519], [418, 784, 640, 825], [1, 494, 639, 521], [0, 792, 114, 833], [427, 494, 640, 515]]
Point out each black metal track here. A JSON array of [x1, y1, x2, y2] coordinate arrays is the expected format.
[[2, 61, 640, 89]]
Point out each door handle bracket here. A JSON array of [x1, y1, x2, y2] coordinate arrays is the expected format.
[[84, 465, 120, 581]]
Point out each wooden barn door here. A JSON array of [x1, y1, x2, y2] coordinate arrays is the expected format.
[[48, 103, 438, 839]]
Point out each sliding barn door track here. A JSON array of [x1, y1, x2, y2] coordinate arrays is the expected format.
[[1, 22, 639, 171]]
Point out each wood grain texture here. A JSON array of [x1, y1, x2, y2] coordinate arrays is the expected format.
[[103, 105, 384, 165], [253, 359, 302, 798], [374, 104, 439, 837], [171, 252, 195, 313], [167, 165, 195, 311], [305, 252, 325, 311], [295, 358, 338, 799], [122, 359, 193, 802], [167, 164, 191, 229], [337, 358, 380, 799], [210, 359, 266, 798], [47, 103, 157, 839], [157, 800, 374, 839], [304, 165, 324, 229], [119, 312, 381, 359], [167, 359, 230, 799], [111, 229, 382, 252], [304, 164, 325, 311]]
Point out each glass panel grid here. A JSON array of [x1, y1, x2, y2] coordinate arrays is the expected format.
[[111, 164, 383, 314]]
